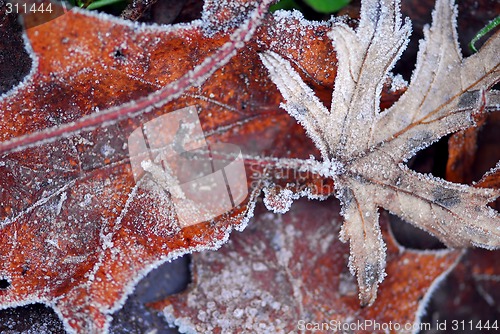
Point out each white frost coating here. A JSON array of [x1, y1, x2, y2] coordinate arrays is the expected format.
[[1, 0, 499, 331], [141, 160, 185, 199], [326, 0, 412, 157], [163, 211, 300, 334], [389, 73, 408, 92], [100, 143, 115, 157], [477, 160, 500, 185], [0, 299, 79, 334], [78, 193, 93, 208], [260, 0, 500, 307], [263, 188, 295, 214], [267, 8, 339, 52], [0, 0, 272, 155], [263, 182, 330, 215], [4, 176, 193, 334]]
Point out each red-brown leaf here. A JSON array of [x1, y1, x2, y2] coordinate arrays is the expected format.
[[150, 198, 460, 333], [0, 2, 343, 332]]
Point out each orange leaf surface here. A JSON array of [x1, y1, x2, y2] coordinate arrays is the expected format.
[[1, 0, 490, 332], [0, 1, 354, 332], [151, 198, 460, 333]]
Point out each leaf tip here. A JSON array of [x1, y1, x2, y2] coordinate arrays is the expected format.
[[357, 260, 386, 307]]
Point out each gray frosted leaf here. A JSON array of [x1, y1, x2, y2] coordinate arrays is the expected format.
[[260, 0, 500, 306]]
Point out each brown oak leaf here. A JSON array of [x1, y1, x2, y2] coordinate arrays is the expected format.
[[447, 111, 500, 187], [151, 198, 460, 333], [0, 0, 403, 331], [0, 0, 347, 332]]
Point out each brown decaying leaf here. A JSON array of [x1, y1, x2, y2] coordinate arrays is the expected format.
[[0, 0, 407, 331], [260, 0, 500, 307], [0, 0, 336, 332], [0, 0, 498, 332], [467, 249, 500, 312], [0, 0, 32, 94], [447, 111, 500, 207], [479, 168, 500, 193], [151, 198, 460, 334]]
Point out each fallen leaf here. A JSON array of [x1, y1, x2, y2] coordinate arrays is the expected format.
[[447, 111, 500, 211], [1, 0, 496, 332], [259, 0, 500, 306], [0, 1, 342, 332], [420, 249, 500, 333], [0, 0, 403, 331], [151, 198, 460, 333]]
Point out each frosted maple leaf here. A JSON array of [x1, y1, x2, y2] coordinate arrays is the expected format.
[[260, 0, 500, 306]]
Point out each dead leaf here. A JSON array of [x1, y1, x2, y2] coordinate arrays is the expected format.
[[0, 0, 32, 94], [260, 0, 500, 306], [446, 115, 486, 184], [0, 1, 341, 332], [0, 0, 398, 331], [1, 0, 496, 332], [420, 249, 500, 333], [151, 198, 460, 334]]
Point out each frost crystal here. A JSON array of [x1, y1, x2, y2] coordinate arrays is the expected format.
[[261, 0, 500, 306]]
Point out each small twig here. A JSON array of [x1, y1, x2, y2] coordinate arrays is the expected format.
[[0, 0, 274, 155]]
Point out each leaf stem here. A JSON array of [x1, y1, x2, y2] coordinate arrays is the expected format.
[[0, 0, 274, 155]]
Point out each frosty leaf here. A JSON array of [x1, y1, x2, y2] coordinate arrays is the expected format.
[[151, 199, 460, 333], [0, 0, 411, 331], [0, 1, 349, 332], [1, 0, 496, 331], [260, 0, 500, 306]]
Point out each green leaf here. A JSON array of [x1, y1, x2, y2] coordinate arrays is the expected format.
[[270, 0, 301, 12], [303, 0, 350, 13], [469, 16, 500, 53], [85, 0, 124, 9]]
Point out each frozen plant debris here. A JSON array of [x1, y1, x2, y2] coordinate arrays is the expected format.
[[260, 0, 500, 306], [155, 199, 460, 334], [0, 0, 283, 333], [0, 0, 498, 331]]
